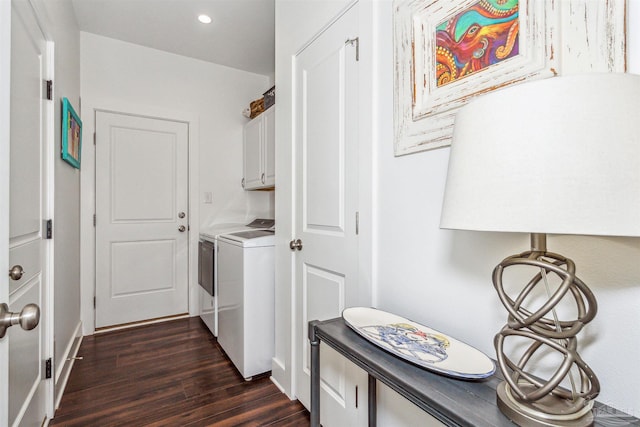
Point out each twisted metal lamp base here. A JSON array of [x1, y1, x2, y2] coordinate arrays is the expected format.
[[497, 383, 593, 427], [492, 234, 600, 427]]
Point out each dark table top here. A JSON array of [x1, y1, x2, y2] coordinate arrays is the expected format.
[[312, 317, 640, 427]]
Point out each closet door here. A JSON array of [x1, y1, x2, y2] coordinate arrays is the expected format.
[[293, 4, 364, 426]]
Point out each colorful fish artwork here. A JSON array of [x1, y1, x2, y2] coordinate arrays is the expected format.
[[360, 322, 451, 363], [435, 0, 519, 87]]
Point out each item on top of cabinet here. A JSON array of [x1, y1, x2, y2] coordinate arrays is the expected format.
[[342, 306, 495, 379], [263, 86, 275, 109], [242, 107, 251, 118], [249, 97, 264, 118]]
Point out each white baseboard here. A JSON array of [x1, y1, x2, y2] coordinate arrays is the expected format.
[[270, 375, 293, 399], [54, 321, 83, 410], [270, 357, 294, 399]]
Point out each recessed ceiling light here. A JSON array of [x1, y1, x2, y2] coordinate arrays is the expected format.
[[198, 14, 212, 24]]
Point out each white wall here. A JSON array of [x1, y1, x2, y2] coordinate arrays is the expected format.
[[32, 0, 83, 409], [630, 0, 640, 74], [374, 0, 640, 420], [276, 0, 640, 421], [79, 33, 273, 333]]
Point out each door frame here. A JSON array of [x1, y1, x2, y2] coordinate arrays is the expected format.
[[80, 100, 200, 334]]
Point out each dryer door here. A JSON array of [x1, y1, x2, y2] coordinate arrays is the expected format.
[[198, 240, 215, 296]]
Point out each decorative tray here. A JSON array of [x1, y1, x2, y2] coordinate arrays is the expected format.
[[342, 307, 495, 379]]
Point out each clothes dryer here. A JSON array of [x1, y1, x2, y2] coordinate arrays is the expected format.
[[198, 219, 274, 336], [216, 229, 275, 379]]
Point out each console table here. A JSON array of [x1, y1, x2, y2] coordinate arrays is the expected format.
[[308, 317, 639, 427]]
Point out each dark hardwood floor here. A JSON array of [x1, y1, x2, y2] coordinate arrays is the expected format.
[[50, 317, 309, 426]]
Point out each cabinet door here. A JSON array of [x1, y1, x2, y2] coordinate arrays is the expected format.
[[320, 346, 368, 427], [263, 108, 276, 187], [243, 116, 263, 189]]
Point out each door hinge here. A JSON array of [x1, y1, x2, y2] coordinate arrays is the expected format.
[[355, 212, 359, 235], [346, 37, 359, 61], [45, 358, 52, 379], [93, 296, 96, 309], [45, 219, 53, 239], [355, 385, 358, 408], [46, 80, 53, 100], [93, 214, 96, 227], [93, 132, 96, 145]]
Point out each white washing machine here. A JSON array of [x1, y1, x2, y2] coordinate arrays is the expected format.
[[198, 219, 274, 336], [217, 229, 275, 379]]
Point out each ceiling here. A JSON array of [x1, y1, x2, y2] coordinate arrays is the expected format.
[[71, 0, 275, 76]]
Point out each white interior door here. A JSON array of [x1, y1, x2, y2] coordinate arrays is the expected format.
[[293, 5, 361, 426], [95, 112, 189, 328], [3, 1, 50, 425]]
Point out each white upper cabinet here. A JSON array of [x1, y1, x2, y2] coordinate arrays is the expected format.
[[243, 107, 275, 190], [263, 107, 275, 187]]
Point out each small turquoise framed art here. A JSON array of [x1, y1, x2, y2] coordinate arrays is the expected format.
[[61, 97, 82, 169]]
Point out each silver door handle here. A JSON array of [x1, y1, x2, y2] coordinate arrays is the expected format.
[[8, 265, 24, 281], [261, 173, 265, 184], [0, 303, 40, 338], [241, 178, 245, 189], [178, 212, 186, 219], [178, 225, 186, 232], [289, 239, 303, 251]]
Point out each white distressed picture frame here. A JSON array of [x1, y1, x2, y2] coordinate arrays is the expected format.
[[393, 0, 627, 156]]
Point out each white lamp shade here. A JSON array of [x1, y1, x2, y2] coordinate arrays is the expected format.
[[440, 74, 640, 237]]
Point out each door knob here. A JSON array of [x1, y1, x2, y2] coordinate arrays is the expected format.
[[178, 225, 186, 232], [178, 212, 186, 219], [289, 239, 303, 251], [8, 265, 24, 281], [0, 303, 40, 338]]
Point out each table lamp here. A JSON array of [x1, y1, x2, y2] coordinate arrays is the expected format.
[[440, 74, 640, 426]]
